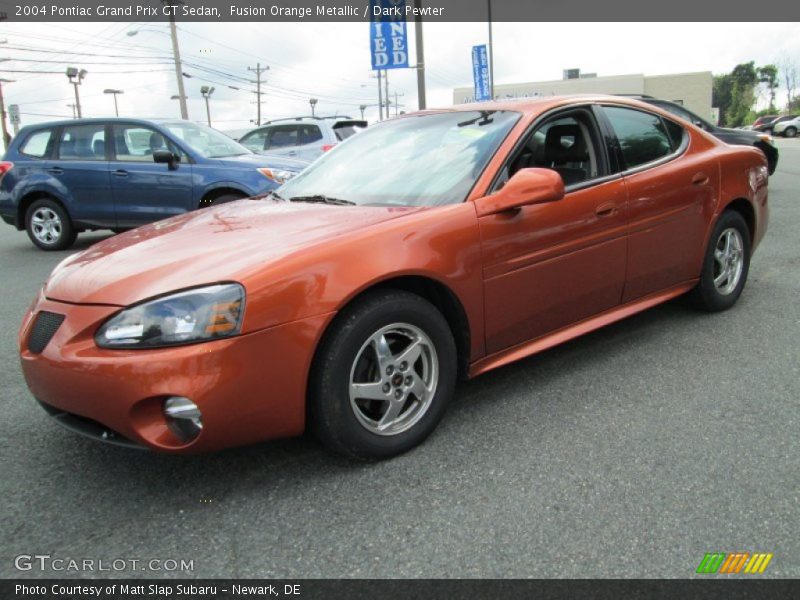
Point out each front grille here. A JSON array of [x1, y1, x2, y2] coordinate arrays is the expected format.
[[27, 311, 65, 354]]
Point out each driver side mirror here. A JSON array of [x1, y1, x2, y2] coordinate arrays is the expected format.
[[153, 150, 181, 170], [475, 168, 565, 217]]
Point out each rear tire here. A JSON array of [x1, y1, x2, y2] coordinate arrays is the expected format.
[[308, 290, 457, 460], [688, 210, 751, 312], [25, 198, 77, 251]]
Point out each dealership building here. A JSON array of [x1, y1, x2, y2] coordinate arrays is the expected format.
[[453, 69, 715, 122]]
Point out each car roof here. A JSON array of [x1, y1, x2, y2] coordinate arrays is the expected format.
[[413, 94, 673, 117], [17, 117, 202, 131]]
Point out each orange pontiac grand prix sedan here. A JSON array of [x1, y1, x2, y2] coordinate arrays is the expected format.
[[19, 96, 769, 459]]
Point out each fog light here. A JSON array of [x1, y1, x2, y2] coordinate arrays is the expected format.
[[163, 396, 203, 442]]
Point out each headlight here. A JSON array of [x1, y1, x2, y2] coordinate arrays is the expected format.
[[258, 167, 297, 185], [95, 283, 245, 349]]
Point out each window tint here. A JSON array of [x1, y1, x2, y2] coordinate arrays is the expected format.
[[239, 129, 268, 152], [267, 126, 298, 148], [20, 129, 54, 158], [604, 106, 673, 169], [300, 125, 323, 144], [58, 124, 106, 161], [112, 125, 184, 162], [332, 123, 366, 141]]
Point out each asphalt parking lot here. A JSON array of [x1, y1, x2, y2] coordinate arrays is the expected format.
[[1, 139, 798, 579]]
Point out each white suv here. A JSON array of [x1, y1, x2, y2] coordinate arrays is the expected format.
[[773, 115, 800, 138], [238, 117, 367, 161]]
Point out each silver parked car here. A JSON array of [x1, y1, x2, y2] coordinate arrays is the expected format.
[[238, 116, 367, 161]]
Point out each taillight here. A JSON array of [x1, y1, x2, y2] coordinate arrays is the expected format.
[[321, 144, 337, 152], [0, 162, 13, 179]]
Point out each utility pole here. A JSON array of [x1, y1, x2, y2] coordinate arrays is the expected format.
[[163, 0, 189, 120], [414, 0, 426, 110], [384, 70, 390, 119], [487, 0, 495, 99], [67, 104, 77, 119], [248, 63, 269, 125], [0, 79, 11, 149]]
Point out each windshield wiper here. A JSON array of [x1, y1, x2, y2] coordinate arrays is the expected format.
[[289, 195, 355, 206], [268, 190, 285, 201]]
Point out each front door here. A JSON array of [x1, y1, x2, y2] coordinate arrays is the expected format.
[[480, 107, 629, 354], [109, 123, 194, 227]]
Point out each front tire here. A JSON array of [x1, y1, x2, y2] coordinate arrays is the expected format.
[[784, 126, 797, 138], [25, 198, 77, 251], [199, 192, 246, 208], [309, 290, 457, 460], [688, 210, 751, 312]]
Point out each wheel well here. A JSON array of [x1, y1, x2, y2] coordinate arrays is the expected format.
[[17, 192, 62, 230], [319, 276, 472, 381], [199, 187, 248, 208], [723, 198, 755, 247]]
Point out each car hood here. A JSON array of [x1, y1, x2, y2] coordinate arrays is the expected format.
[[45, 199, 423, 306], [215, 153, 310, 171]]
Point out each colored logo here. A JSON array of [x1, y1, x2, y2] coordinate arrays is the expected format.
[[696, 552, 773, 574]]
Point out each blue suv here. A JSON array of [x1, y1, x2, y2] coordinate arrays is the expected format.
[[0, 118, 307, 250]]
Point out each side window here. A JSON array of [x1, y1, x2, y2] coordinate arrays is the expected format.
[[58, 124, 106, 161], [500, 111, 603, 190], [603, 106, 673, 170], [20, 129, 54, 158], [267, 126, 299, 149], [662, 118, 686, 151], [240, 129, 268, 152], [112, 125, 184, 162], [300, 125, 323, 144]]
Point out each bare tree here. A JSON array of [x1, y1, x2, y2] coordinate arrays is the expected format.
[[777, 54, 797, 109]]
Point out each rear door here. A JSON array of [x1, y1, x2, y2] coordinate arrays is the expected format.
[[109, 123, 194, 227], [600, 105, 717, 301], [53, 123, 114, 227]]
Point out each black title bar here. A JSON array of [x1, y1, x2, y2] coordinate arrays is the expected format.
[[2, 0, 800, 22]]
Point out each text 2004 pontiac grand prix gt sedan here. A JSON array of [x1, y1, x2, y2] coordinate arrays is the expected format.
[[19, 96, 768, 459]]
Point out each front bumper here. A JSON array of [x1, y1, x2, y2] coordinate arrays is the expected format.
[[19, 297, 332, 453]]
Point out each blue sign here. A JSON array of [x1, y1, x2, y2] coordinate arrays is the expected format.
[[472, 45, 491, 102], [370, 0, 409, 70]]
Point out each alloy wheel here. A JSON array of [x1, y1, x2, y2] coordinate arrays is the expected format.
[[713, 227, 744, 296], [349, 322, 439, 436], [31, 208, 63, 245]]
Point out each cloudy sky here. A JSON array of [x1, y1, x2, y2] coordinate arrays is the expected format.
[[1, 21, 799, 138]]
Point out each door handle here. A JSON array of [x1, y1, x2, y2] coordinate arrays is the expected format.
[[113, 169, 129, 177], [46, 167, 64, 175], [287, 150, 297, 156], [692, 172, 709, 185], [595, 203, 617, 217]]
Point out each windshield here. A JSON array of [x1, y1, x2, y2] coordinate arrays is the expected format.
[[162, 121, 251, 158], [278, 110, 520, 207]]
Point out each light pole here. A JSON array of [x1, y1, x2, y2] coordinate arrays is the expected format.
[[65, 67, 87, 118], [414, 0, 426, 110], [67, 104, 77, 119], [127, 8, 188, 120], [104, 89, 123, 117], [200, 86, 215, 127], [359, 105, 366, 120], [309, 98, 318, 118], [0, 78, 13, 149]]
